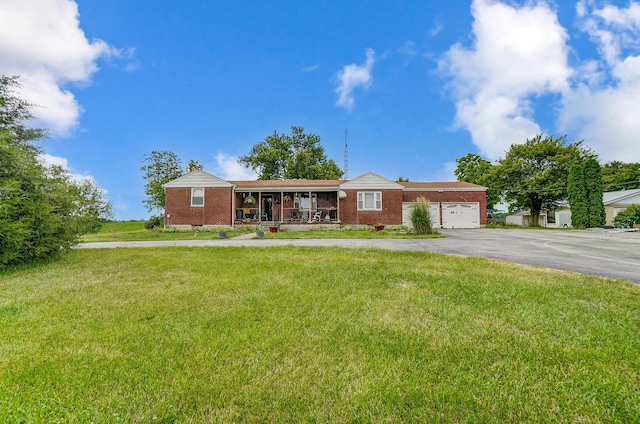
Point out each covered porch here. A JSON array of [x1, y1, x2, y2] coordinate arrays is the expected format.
[[234, 189, 342, 225]]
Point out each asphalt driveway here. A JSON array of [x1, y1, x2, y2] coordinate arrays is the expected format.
[[77, 228, 640, 283]]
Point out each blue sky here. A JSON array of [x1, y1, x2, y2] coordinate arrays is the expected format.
[[1, 0, 640, 220]]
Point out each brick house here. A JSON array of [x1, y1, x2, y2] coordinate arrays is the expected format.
[[163, 170, 487, 228]]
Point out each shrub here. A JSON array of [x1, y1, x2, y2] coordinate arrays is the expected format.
[[613, 204, 640, 228], [144, 215, 163, 230], [411, 197, 434, 234]]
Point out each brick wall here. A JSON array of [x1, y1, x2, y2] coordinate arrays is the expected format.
[[402, 190, 487, 225], [164, 187, 233, 226], [339, 189, 403, 225]]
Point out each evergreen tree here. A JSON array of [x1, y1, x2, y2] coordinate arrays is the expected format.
[[567, 164, 588, 227], [584, 158, 605, 228]]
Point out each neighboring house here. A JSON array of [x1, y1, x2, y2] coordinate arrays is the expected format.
[[505, 189, 640, 228], [603, 189, 640, 226], [506, 208, 572, 228], [163, 170, 487, 229]]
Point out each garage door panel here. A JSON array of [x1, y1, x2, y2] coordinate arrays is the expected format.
[[441, 202, 479, 228], [402, 202, 440, 228]]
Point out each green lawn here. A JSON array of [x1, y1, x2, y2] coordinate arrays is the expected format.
[[1, 247, 638, 422], [81, 222, 441, 242]]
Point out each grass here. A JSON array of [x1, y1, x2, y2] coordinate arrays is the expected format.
[[1, 247, 638, 422], [81, 222, 441, 242]]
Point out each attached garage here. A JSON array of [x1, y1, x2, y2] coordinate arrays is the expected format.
[[402, 202, 440, 228], [441, 202, 480, 228]]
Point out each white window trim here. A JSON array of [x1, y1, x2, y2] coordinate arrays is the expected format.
[[191, 187, 204, 207], [357, 191, 382, 211]]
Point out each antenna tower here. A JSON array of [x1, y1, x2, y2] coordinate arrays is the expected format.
[[344, 128, 349, 179]]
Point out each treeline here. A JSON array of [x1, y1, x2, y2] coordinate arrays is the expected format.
[[0, 76, 112, 269]]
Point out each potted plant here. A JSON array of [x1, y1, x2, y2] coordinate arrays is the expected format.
[[255, 224, 264, 238], [244, 194, 256, 205], [282, 194, 291, 204]]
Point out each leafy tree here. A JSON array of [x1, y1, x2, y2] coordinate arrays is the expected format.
[[397, 176, 410, 182], [186, 159, 203, 172], [602, 161, 640, 191], [0, 75, 112, 268], [567, 164, 588, 227], [489, 134, 594, 227], [584, 158, 605, 228], [140, 150, 183, 212], [613, 204, 640, 228], [70, 177, 114, 233], [239, 126, 343, 180], [454, 153, 499, 208]]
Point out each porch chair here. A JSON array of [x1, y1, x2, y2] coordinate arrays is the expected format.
[[311, 210, 323, 222]]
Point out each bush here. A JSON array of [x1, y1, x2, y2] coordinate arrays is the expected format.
[[411, 197, 434, 235], [144, 215, 163, 230], [613, 204, 640, 228]]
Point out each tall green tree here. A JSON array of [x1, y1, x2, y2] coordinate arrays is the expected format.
[[602, 161, 640, 191], [489, 134, 594, 227], [584, 158, 605, 228], [140, 150, 183, 212], [454, 153, 499, 208], [1, 75, 111, 268], [567, 164, 588, 227], [239, 126, 343, 180]]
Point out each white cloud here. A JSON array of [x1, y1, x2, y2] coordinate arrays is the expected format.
[[335, 48, 375, 110], [440, 0, 571, 160], [398, 41, 417, 58], [38, 153, 104, 189], [559, 1, 640, 162], [213, 152, 257, 180], [0, 0, 116, 135]]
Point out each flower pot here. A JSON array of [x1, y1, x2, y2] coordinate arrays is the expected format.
[[256, 231, 264, 238], [374, 225, 385, 231], [269, 226, 278, 233], [218, 232, 226, 238]]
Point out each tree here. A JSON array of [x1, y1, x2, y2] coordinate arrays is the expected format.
[[239, 126, 343, 180], [584, 158, 605, 228], [0, 75, 112, 268], [489, 134, 594, 227], [454, 153, 499, 208], [70, 177, 114, 233], [568, 164, 588, 227], [140, 150, 183, 212], [602, 161, 640, 191], [567, 159, 606, 228], [186, 159, 203, 172]]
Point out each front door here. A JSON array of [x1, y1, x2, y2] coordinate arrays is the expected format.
[[262, 195, 273, 221]]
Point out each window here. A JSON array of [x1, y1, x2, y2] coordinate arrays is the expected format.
[[191, 188, 204, 207], [357, 191, 382, 210]]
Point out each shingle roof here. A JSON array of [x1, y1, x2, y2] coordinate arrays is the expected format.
[[401, 181, 486, 190], [229, 179, 345, 190]]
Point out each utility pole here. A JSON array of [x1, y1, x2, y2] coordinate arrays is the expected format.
[[344, 128, 349, 180]]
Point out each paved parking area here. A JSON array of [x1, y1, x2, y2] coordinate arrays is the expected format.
[[78, 229, 640, 283]]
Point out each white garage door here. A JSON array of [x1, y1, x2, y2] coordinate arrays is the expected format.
[[402, 202, 440, 228], [441, 202, 480, 228]]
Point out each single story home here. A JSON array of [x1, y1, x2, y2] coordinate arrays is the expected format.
[[506, 188, 640, 227], [603, 189, 640, 226], [163, 170, 487, 229]]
